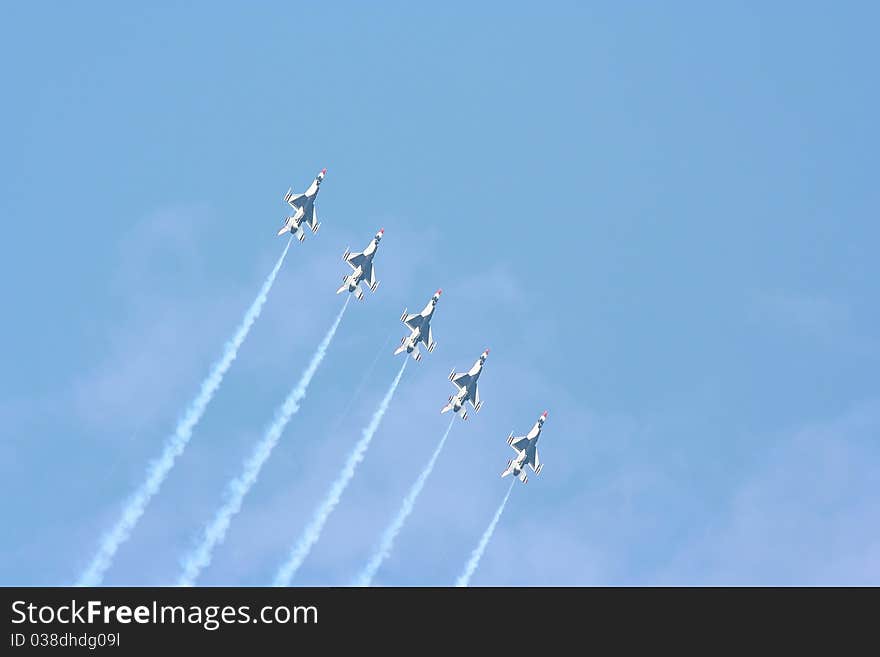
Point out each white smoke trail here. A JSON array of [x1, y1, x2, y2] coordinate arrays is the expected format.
[[76, 239, 292, 587], [353, 417, 455, 586], [455, 479, 515, 587], [273, 358, 408, 586], [321, 333, 393, 445], [177, 296, 350, 586]]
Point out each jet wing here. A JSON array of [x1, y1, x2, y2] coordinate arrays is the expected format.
[[286, 193, 305, 209], [451, 372, 472, 391], [346, 251, 367, 270], [528, 448, 540, 473], [307, 206, 319, 232], [403, 313, 424, 331], [365, 262, 377, 289], [509, 435, 530, 452], [422, 325, 434, 347], [470, 383, 481, 409]]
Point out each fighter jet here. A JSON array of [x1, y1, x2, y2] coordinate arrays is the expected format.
[[337, 229, 384, 300], [441, 349, 489, 420], [278, 168, 326, 241], [502, 411, 548, 484], [394, 289, 442, 362]]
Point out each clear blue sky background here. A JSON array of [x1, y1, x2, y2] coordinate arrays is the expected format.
[[2, 2, 878, 585]]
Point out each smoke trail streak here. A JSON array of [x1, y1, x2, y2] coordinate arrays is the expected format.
[[76, 239, 292, 587], [455, 479, 515, 587], [177, 296, 350, 586], [273, 358, 408, 586], [322, 333, 393, 446], [353, 417, 455, 586]]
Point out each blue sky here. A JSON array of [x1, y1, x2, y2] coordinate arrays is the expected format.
[[1, 2, 878, 585]]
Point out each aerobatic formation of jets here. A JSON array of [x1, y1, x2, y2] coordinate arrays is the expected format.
[[75, 165, 552, 591], [282, 168, 550, 483]]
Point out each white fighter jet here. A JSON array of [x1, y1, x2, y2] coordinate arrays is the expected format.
[[278, 168, 326, 241], [441, 349, 489, 420], [502, 411, 548, 483], [337, 228, 384, 300], [394, 289, 442, 362]]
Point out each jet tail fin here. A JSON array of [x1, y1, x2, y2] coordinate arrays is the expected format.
[[393, 343, 408, 356], [277, 225, 290, 236]]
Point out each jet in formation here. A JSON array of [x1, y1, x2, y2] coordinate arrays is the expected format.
[[394, 289, 442, 362], [502, 411, 548, 483], [441, 349, 489, 420], [279, 168, 326, 241], [337, 229, 384, 300]]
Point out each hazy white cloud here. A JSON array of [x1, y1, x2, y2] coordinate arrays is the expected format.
[[657, 399, 880, 585]]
